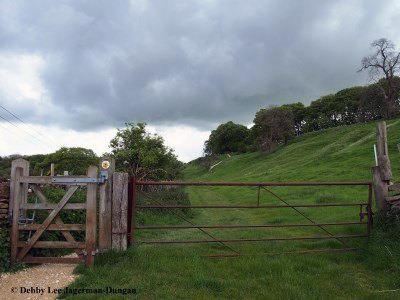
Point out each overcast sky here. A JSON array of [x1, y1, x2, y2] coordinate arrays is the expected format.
[[1, 0, 400, 162]]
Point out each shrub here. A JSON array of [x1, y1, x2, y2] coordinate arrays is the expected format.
[[137, 186, 191, 216], [0, 226, 10, 273]]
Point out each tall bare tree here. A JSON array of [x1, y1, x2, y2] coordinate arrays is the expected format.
[[359, 38, 400, 118]]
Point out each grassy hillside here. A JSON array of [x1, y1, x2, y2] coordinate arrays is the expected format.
[[185, 118, 400, 183], [64, 119, 400, 299]]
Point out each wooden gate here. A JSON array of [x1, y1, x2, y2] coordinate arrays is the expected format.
[[9, 159, 98, 267]]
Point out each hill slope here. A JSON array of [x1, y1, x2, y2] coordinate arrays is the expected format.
[[185, 118, 400, 183]]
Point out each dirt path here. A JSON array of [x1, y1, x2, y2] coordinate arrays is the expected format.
[[0, 261, 78, 300]]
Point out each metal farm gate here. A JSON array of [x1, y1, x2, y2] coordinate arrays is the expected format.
[[128, 179, 373, 256]]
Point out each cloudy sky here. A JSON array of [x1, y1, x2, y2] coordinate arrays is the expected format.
[[0, 0, 400, 162]]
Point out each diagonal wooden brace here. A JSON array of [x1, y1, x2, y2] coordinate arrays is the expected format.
[[30, 185, 84, 256], [17, 186, 78, 261]]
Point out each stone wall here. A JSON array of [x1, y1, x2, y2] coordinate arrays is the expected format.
[[0, 179, 10, 272], [0, 180, 10, 224]]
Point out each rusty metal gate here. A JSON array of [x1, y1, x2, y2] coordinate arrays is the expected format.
[[127, 179, 373, 256]]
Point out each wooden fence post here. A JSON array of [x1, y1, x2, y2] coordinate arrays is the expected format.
[[112, 172, 128, 251], [10, 159, 29, 266], [372, 166, 388, 212], [376, 121, 392, 181], [98, 157, 115, 252], [85, 165, 98, 267], [373, 121, 392, 213], [9, 159, 29, 219]]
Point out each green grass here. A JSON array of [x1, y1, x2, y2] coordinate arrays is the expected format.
[[63, 119, 400, 299]]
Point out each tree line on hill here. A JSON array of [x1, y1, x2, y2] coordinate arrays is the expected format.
[[204, 78, 400, 155], [205, 38, 400, 156]]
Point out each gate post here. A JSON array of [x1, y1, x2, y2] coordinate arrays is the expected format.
[[10, 159, 29, 266], [85, 165, 98, 267], [112, 172, 128, 251], [98, 157, 115, 252], [373, 121, 392, 213], [9, 159, 29, 220]]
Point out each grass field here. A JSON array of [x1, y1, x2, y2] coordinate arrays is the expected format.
[[63, 119, 400, 299]]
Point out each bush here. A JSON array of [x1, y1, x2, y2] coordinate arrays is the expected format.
[[0, 226, 10, 273], [136, 187, 191, 218]]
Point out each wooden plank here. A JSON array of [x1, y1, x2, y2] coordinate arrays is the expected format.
[[386, 195, 400, 202], [22, 257, 83, 264], [98, 157, 115, 251], [372, 166, 388, 213], [0, 209, 8, 214], [18, 176, 88, 186], [22, 203, 86, 210], [388, 183, 400, 191], [85, 166, 98, 267], [18, 176, 52, 184], [18, 224, 85, 231], [112, 172, 128, 252], [17, 241, 85, 248], [16, 186, 78, 261], [0, 203, 8, 209]]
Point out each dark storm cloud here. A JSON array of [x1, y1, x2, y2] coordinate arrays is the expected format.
[[1, 0, 398, 131]]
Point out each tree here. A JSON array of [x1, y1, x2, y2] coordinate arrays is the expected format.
[[281, 102, 306, 136], [37, 147, 99, 175], [204, 121, 250, 155], [359, 38, 400, 118], [251, 106, 294, 152], [109, 122, 183, 181], [334, 86, 365, 124], [358, 82, 385, 122]]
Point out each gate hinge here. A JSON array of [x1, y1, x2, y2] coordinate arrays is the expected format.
[[51, 171, 109, 184]]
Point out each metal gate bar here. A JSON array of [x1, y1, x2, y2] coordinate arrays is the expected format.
[[128, 180, 373, 252]]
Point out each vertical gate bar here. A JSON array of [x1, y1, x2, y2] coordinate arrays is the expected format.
[[85, 166, 98, 267], [367, 183, 373, 236], [130, 177, 137, 246]]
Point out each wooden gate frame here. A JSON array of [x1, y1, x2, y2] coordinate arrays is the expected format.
[[10, 159, 98, 267]]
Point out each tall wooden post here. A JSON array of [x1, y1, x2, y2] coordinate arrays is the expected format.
[[112, 172, 128, 251], [85, 166, 98, 267], [98, 157, 115, 252], [373, 121, 392, 213], [9, 159, 29, 220], [372, 166, 388, 212], [376, 121, 392, 181], [10, 159, 29, 266]]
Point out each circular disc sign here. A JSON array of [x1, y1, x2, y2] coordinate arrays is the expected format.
[[101, 160, 110, 170]]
